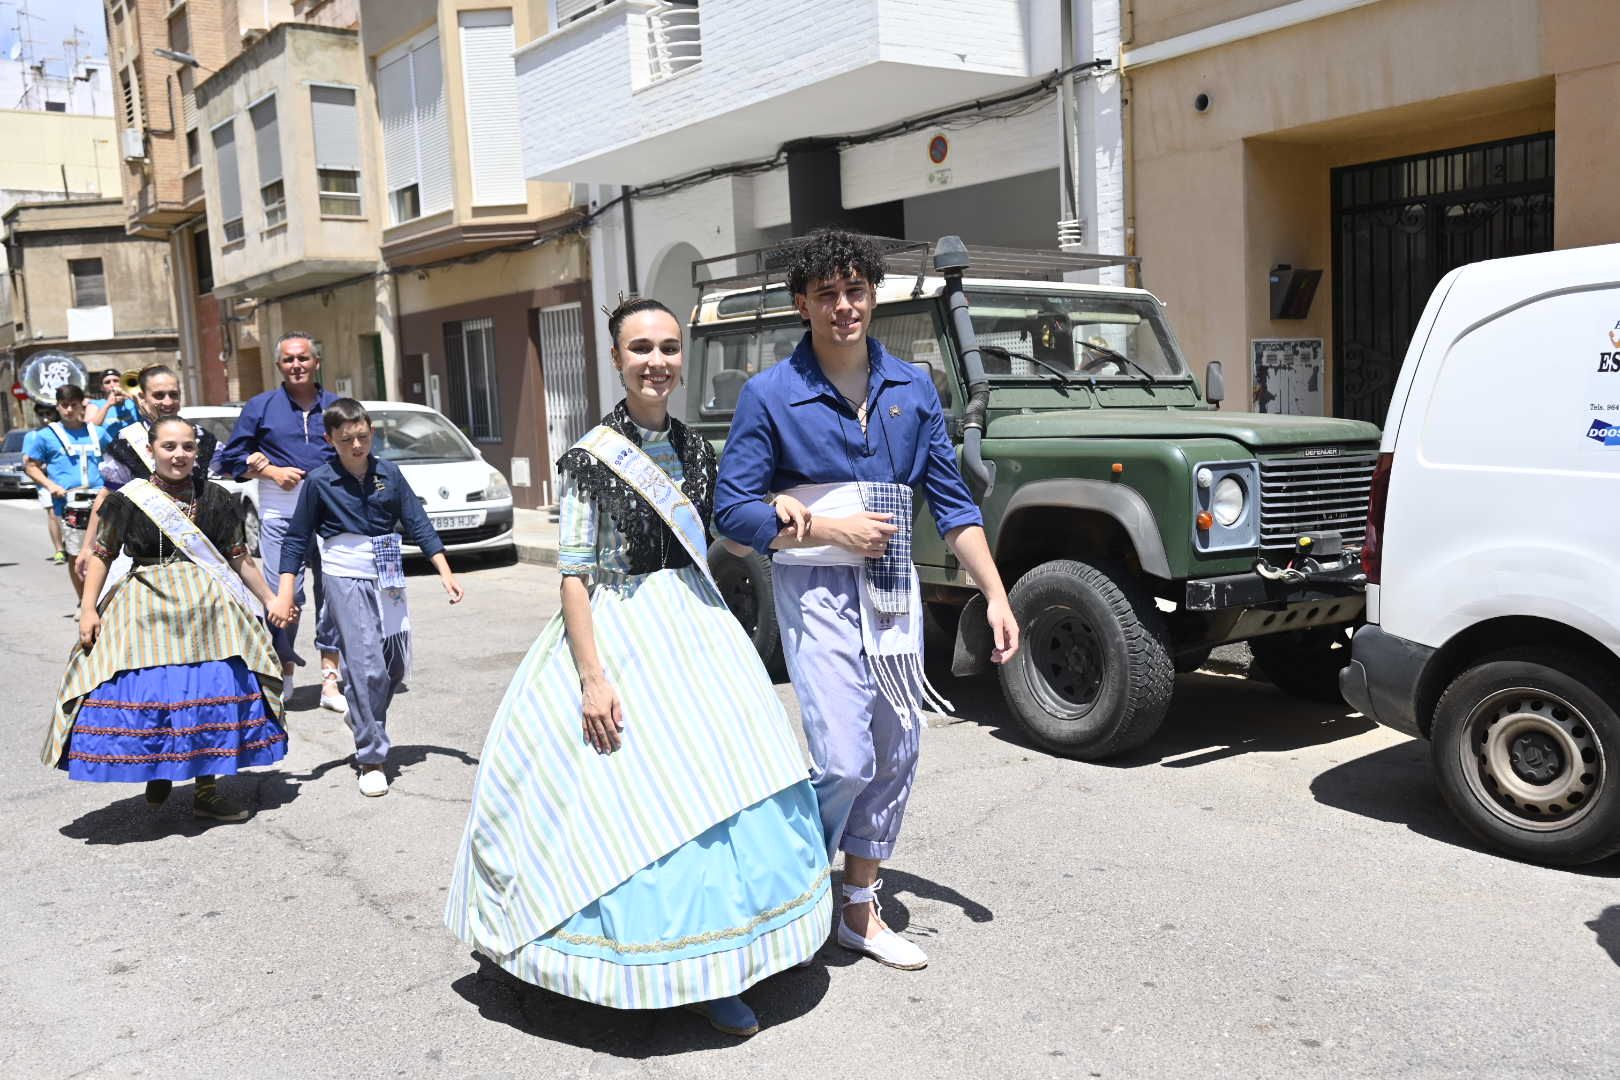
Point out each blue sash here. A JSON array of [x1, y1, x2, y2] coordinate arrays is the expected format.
[[573, 426, 717, 593]]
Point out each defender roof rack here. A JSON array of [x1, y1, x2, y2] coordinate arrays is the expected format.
[[691, 236, 1139, 296]]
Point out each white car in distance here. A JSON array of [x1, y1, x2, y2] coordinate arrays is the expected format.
[[186, 401, 515, 559]]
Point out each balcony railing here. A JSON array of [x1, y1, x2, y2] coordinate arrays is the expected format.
[[640, 1, 701, 88]]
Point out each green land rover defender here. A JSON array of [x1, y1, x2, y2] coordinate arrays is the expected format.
[[691, 237, 1380, 760]]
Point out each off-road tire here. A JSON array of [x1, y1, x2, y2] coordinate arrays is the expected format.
[[1249, 626, 1354, 702], [1430, 651, 1620, 866], [999, 559, 1173, 759], [707, 541, 784, 676]]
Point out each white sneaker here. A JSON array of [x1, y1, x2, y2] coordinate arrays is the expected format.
[[358, 769, 389, 797], [835, 879, 928, 970], [319, 671, 348, 715]]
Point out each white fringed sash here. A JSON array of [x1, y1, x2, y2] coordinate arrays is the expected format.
[[773, 482, 952, 729]]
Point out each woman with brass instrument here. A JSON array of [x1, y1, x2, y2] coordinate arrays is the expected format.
[[86, 368, 142, 436], [43, 414, 288, 823], [75, 365, 218, 581]]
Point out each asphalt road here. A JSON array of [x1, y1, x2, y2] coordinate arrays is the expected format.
[[0, 495, 1616, 1080]]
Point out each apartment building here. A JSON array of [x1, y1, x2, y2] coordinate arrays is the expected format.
[[512, 0, 1126, 417], [359, 0, 593, 509], [4, 198, 181, 400], [1121, 0, 1620, 422], [0, 55, 122, 430]]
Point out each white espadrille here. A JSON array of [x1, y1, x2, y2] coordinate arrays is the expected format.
[[835, 879, 927, 970]]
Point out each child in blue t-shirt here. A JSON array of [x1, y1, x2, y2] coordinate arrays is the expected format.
[[23, 383, 112, 601]]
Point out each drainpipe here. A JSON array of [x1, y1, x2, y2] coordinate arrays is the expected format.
[[1057, 1, 1082, 250], [622, 185, 638, 295]]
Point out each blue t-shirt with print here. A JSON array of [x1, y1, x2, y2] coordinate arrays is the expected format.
[[24, 423, 112, 513]]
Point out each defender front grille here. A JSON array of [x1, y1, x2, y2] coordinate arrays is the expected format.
[[1257, 450, 1378, 552]]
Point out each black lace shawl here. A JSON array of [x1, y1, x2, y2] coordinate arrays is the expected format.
[[556, 401, 717, 575]]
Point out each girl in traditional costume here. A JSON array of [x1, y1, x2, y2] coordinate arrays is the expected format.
[[42, 416, 289, 823], [446, 299, 829, 1037]]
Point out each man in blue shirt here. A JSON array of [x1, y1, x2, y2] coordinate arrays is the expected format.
[[218, 331, 344, 709], [270, 398, 464, 797], [23, 383, 111, 602], [715, 229, 1018, 973]]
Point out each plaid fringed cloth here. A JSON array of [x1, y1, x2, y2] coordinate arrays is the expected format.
[[774, 482, 953, 728]]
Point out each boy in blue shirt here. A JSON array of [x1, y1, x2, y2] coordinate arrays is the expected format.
[[23, 384, 111, 602], [269, 398, 465, 797]]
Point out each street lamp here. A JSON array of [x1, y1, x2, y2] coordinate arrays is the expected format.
[[153, 47, 202, 68]]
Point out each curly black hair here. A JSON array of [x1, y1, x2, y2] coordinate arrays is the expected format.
[[783, 228, 888, 296]]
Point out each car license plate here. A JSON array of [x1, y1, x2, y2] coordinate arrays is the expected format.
[[431, 510, 485, 531]]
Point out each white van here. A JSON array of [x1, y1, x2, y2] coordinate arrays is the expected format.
[[1340, 242, 1620, 866]]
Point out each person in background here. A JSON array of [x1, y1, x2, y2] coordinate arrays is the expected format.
[[23, 385, 111, 603], [217, 332, 346, 713], [269, 398, 464, 797], [85, 368, 141, 436], [74, 365, 218, 582], [31, 403, 67, 564]]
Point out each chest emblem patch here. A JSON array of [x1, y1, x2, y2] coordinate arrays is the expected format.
[[889, 405, 902, 418]]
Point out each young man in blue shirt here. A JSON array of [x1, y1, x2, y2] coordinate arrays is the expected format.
[[23, 384, 111, 603], [86, 368, 141, 436], [270, 399, 464, 797], [218, 331, 345, 711], [715, 229, 1019, 971]]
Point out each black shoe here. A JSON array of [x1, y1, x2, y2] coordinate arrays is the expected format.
[[191, 786, 249, 822], [145, 779, 172, 806]]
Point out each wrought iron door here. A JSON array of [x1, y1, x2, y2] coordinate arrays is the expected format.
[[536, 302, 590, 506], [1332, 133, 1554, 424]]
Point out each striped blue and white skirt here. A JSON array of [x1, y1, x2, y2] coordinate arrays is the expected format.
[[446, 565, 831, 1010]]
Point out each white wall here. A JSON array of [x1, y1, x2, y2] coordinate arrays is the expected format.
[[903, 169, 1062, 251]]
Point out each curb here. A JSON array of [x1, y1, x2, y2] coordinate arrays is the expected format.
[[515, 540, 558, 568]]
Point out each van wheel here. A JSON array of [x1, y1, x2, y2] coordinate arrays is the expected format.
[[999, 559, 1173, 759], [242, 501, 262, 558], [1249, 626, 1354, 702], [707, 541, 784, 677], [1430, 653, 1620, 866]]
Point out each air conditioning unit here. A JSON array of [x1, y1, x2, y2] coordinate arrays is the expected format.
[[120, 127, 146, 160]]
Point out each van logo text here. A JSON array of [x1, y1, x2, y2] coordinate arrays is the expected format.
[[1586, 420, 1620, 446]]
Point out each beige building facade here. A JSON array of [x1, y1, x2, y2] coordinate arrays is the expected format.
[[359, 0, 593, 510], [1122, 0, 1620, 423], [4, 199, 181, 415]]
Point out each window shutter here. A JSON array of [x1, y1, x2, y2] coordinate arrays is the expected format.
[[556, 0, 605, 25], [377, 53, 417, 198], [310, 85, 359, 170], [459, 10, 526, 206], [410, 39, 452, 216], [250, 96, 281, 185], [212, 120, 242, 223]]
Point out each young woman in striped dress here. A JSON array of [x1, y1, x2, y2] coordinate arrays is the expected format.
[[446, 299, 830, 1038], [42, 415, 288, 823]]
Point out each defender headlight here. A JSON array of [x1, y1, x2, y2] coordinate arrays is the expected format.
[[484, 469, 511, 501], [1211, 476, 1246, 526]]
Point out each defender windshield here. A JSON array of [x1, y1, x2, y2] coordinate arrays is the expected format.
[[966, 290, 1187, 382]]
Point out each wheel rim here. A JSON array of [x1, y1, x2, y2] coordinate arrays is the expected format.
[[1459, 687, 1606, 832], [1024, 605, 1106, 719]]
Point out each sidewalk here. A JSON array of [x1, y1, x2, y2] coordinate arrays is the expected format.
[[512, 506, 560, 567]]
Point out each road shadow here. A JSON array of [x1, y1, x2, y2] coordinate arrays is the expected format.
[[450, 951, 831, 1055], [1586, 906, 1620, 966], [57, 766, 304, 845], [295, 743, 480, 785], [923, 664, 1373, 769], [813, 865, 995, 970], [1311, 740, 1620, 877]]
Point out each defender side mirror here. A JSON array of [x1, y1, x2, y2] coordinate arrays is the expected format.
[[1205, 361, 1225, 409]]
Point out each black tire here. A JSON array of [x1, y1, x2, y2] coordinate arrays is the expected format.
[[707, 540, 784, 676], [242, 500, 261, 558], [1249, 626, 1354, 702], [1430, 652, 1620, 866], [998, 559, 1173, 759]]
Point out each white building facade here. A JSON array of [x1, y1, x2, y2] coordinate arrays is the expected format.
[[516, 0, 1124, 410]]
